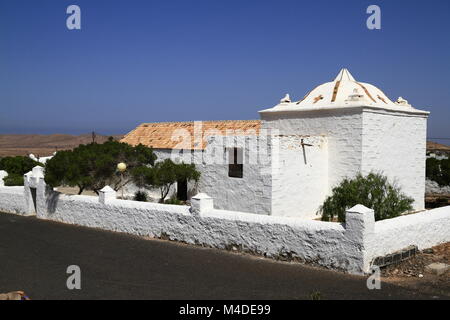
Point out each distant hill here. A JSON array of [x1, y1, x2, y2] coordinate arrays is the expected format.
[[427, 141, 450, 152], [0, 134, 123, 157]]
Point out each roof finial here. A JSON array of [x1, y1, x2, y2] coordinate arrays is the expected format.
[[280, 93, 291, 103], [395, 97, 411, 107], [334, 68, 356, 82]]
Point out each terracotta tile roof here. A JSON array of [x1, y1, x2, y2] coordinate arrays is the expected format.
[[121, 120, 261, 150]]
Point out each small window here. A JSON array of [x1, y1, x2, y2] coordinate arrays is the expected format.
[[228, 147, 243, 178]]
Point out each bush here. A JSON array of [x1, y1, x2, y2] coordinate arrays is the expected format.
[[3, 173, 24, 186], [133, 191, 148, 202], [320, 173, 414, 222], [164, 196, 184, 205]]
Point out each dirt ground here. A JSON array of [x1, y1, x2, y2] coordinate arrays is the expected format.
[[55, 187, 98, 196], [382, 243, 450, 297], [0, 134, 123, 157]]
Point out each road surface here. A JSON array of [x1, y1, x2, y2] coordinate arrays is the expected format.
[[0, 212, 443, 300]]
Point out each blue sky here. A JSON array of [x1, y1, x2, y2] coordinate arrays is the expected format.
[[0, 0, 449, 142]]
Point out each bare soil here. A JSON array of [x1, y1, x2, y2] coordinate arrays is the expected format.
[[382, 242, 450, 297], [0, 134, 123, 157], [55, 187, 98, 196]]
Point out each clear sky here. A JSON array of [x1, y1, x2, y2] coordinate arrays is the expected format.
[[1, 0, 449, 142]]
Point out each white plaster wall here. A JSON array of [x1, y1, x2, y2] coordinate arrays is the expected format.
[[261, 107, 429, 214], [195, 135, 273, 215], [367, 206, 450, 263], [271, 135, 328, 219], [261, 108, 363, 192], [0, 186, 27, 215], [131, 138, 273, 215], [361, 109, 428, 210]]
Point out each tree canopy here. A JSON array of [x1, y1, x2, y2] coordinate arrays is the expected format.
[[45, 139, 200, 201], [45, 139, 157, 194], [131, 159, 200, 202], [0, 156, 43, 186], [0, 156, 43, 175]]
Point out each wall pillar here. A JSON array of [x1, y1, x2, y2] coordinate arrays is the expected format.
[[23, 166, 46, 216], [99, 186, 117, 204], [344, 204, 375, 274], [190, 193, 213, 215], [0, 170, 7, 187]]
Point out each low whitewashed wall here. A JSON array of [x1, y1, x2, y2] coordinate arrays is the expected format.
[[367, 207, 450, 262], [0, 170, 449, 274], [0, 186, 27, 215], [39, 190, 358, 272]]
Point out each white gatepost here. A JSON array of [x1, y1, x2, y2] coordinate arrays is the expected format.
[[99, 186, 117, 204], [0, 170, 8, 187], [23, 166, 47, 216], [190, 193, 214, 215], [344, 204, 375, 274]]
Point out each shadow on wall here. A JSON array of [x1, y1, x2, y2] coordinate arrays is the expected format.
[[46, 189, 60, 215]]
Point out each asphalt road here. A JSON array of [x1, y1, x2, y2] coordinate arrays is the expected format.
[[0, 212, 443, 300]]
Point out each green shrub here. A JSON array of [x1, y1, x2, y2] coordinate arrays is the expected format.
[[164, 196, 184, 205], [133, 191, 148, 202], [309, 291, 322, 300], [320, 173, 414, 222], [3, 173, 24, 186]]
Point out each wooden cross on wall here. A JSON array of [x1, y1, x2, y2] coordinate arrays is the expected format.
[[300, 138, 313, 165]]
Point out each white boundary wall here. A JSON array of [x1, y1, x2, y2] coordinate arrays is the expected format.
[[368, 207, 450, 261], [0, 186, 26, 215], [0, 168, 449, 274]]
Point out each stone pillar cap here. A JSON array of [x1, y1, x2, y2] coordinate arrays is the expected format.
[[100, 186, 116, 193], [347, 204, 373, 214], [192, 193, 212, 200], [31, 166, 44, 178]]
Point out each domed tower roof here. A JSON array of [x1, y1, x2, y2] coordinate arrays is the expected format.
[[260, 68, 427, 114]]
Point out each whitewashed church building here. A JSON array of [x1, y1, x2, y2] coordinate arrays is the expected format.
[[122, 69, 429, 219]]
